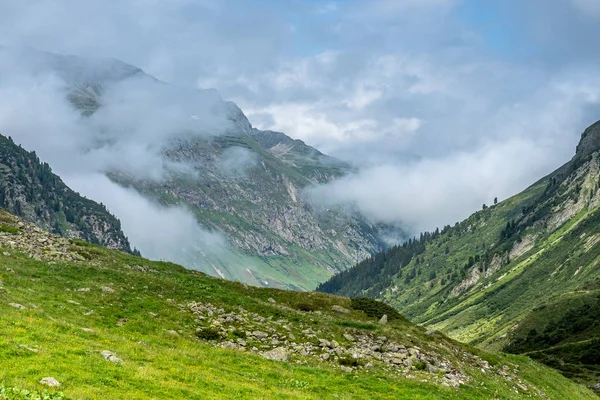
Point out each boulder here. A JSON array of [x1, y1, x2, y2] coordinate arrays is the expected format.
[[39, 377, 61, 387], [262, 347, 290, 362], [379, 314, 388, 325], [101, 350, 124, 363], [331, 305, 351, 314]]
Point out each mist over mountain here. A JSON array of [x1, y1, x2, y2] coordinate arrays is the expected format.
[[0, 47, 395, 289]]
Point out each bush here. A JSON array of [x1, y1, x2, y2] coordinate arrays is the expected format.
[[350, 297, 404, 321], [338, 356, 362, 367], [413, 361, 427, 371], [230, 329, 246, 339], [295, 303, 316, 312], [196, 327, 222, 341]]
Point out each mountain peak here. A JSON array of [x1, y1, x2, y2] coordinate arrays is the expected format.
[[575, 119, 600, 159]]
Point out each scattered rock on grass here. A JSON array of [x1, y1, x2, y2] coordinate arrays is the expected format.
[[8, 303, 26, 310], [101, 350, 124, 363], [39, 377, 61, 387]]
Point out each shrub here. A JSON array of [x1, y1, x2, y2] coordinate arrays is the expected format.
[[413, 361, 427, 371], [350, 297, 404, 322], [338, 356, 362, 367], [295, 303, 316, 312], [230, 329, 246, 339], [196, 327, 222, 341]]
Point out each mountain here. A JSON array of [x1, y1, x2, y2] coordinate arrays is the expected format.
[[0, 134, 132, 253], [0, 207, 594, 399], [0, 48, 393, 291], [318, 120, 600, 391]]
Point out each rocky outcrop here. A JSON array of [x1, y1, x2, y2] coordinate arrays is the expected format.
[[182, 299, 535, 389]]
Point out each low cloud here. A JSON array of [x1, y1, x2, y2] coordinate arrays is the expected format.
[[0, 48, 234, 265], [218, 147, 258, 178], [65, 174, 227, 266]]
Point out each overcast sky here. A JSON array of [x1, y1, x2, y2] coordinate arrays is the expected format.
[[1, 0, 599, 233]]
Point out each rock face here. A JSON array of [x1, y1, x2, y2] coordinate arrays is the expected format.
[[0, 134, 133, 253]]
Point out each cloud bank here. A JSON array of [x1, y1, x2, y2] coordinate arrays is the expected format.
[[0, 0, 599, 237]]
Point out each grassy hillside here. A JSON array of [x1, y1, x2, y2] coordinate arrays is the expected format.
[[318, 120, 600, 391], [0, 208, 593, 399]]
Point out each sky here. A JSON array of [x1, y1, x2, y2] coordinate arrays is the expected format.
[[0, 0, 599, 234]]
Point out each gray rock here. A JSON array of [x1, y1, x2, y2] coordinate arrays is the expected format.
[[262, 347, 290, 362], [166, 330, 179, 337], [39, 377, 61, 387], [268, 297, 277, 304], [8, 303, 26, 310], [379, 314, 388, 325], [331, 305, 350, 314], [101, 286, 115, 293], [343, 333, 356, 342], [101, 350, 124, 363], [252, 330, 269, 340]]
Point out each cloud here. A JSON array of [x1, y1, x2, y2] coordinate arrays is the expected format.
[[0, 0, 599, 243], [0, 47, 235, 265], [218, 147, 258, 178], [64, 173, 227, 266]]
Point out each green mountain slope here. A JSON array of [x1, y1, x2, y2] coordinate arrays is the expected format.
[[0, 208, 594, 399], [318, 120, 600, 391], [0, 134, 132, 253]]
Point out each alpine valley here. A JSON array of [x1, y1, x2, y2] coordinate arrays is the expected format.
[[319, 120, 600, 393], [1, 46, 599, 399]]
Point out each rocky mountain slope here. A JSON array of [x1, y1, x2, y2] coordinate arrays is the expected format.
[[0, 48, 392, 290], [0, 134, 132, 253], [0, 207, 594, 399], [319, 120, 600, 392]]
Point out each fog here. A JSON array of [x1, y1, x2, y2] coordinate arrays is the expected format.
[[0, 47, 234, 264]]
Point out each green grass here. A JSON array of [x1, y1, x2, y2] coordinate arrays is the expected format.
[[0, 229, 595, 399], [0, 224, 19, 234]]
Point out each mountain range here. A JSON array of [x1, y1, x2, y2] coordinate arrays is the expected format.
[[0, 47, 395, 290], [318, 119, 600, 391]]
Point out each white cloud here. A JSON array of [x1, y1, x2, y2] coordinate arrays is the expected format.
[[570, 0, 600, 17]]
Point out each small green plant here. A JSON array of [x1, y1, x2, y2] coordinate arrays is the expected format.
[[338, 356, 362, 367], [196, 327, 222, 341], [295, 303, 315, 312], [230, 329, 246, 339], [0, 386, 68, 400], [336, 321, 378, 331], [289, 380, 309, 389], [413, 362, 427, 371], [0, 224, 19, 234]]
